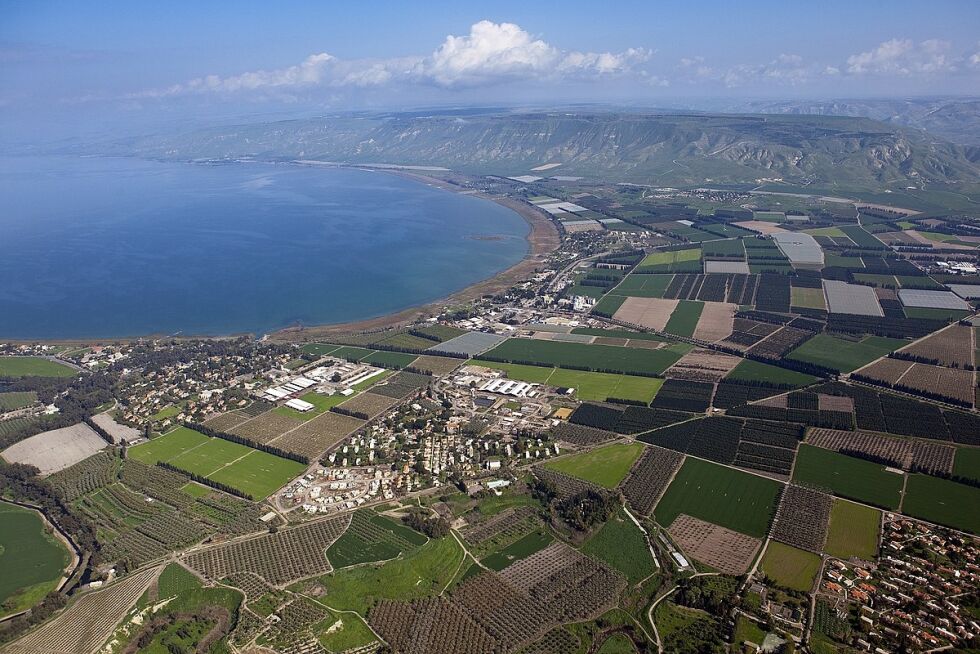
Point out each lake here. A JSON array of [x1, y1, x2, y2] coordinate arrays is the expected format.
[[0, 156, 529, 338]]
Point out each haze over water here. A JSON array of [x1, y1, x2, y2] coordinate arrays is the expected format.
[[0, 156, 529, 339]]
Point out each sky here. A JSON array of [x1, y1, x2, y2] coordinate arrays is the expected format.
[[2, 0, 979, 142]]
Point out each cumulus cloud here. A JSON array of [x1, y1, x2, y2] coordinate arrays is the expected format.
[[140, 20, 649, 97], [846, 38, 955, 74], [720, 53, 812, 87]]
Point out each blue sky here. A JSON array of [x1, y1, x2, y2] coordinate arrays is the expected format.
[[2, 1, 979, 139]]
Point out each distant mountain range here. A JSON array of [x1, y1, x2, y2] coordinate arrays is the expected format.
[[84, 110, 980, 191], [732, 97, 980, 146]]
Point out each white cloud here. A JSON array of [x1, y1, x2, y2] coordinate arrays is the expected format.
[[846, 38, 955, 74], [720, 54, 812, 87], [139, 20, 649, 97], [415, 21, 648, 87]]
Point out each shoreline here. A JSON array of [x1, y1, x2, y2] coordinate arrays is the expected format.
[[1, 164, 561, 345], [270, 168, 561, 341]]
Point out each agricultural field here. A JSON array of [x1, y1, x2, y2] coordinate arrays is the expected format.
[[663, 300, 704, 338], [636, 247, 702, 272], [482, 362, 664, 403], [790, 286, 826, 309], [824, 499, 880, 560], [653, 458, 782, 538], [668, 514, 761, 574], [481, 530, 553, 571], [127, 426, 305, 499], [787, 334, 907, 373], [953, 447, 980, 483], [326, 510, 427, 568], [0, 391, 37, 412], [480, 338, 687, 376], [0, 502, 71, 618], [273, 390, 348, 419], [542, 442, 644, 489], [792, 445, 903, 510], [610, 273, 673, 298], [580, 508, 656, 583], [725, 359, 817, 387], [901, 475, 980, 534], [0, 356, 76, 377], [301, 535, 464, 616], [760, 541, 820, 592]]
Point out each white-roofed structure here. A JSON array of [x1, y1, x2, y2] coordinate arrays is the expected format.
[[898, 289, 971, 310], [479, 378, 536, 397], [285, 398, 316, 412], [771, 232, 824, 265], [823, 280, 883, 316]]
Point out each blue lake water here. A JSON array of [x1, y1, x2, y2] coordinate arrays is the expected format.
[[0, 156, 529, 338]]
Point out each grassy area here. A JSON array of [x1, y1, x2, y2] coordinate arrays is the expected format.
[[597, 633, 637, 654], [273, 390, 348, 420], [733, 616, 766, 648], [315, 608, 378, 652], [482, 530, 553, 571], [953, 447, 980, 484], [0, 502, 70, 618], [759, 541, 821, 591], [543, 443, 645, 489], [128, 426, 305, 500], [0, 391, 38, 412], [654, 458, 782, 538], [327, 512, 421, 568], [580, 509, 656, 583], [157, 562, 202, 598], [0, 356, 76, 378], [792, 445, 903, 510], [480, 338, 686, 376], [804, 226, 847, 237], [611, 274, 674, 298], [824, 499, 880, 560], [299, 343, 341, 357], [791, 286, 826, 310], [307, 536, 463, 616], [725, 359, 817, 387], [787, 334, 907, 373], [903, 307, 970, 321], [640, 248, 701, 267], [664, 300, 705, 338], [902, 475, 980, 534], [593, 294, 627, 316], [481, 362, 664, 404], [149, 404, 181, 421]]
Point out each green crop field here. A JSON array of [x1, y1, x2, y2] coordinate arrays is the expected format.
[[664, 300, 705, 338], [839, 225, 885, 249], [327, 512, 424, 568], [543, 442, 645, 489], [480, 338, 686, 376], [803, 226, 847, 237], [790, 287, 826, 310], [157, 562, 202, 598], [823, 253, 864, 268], [0, 391, 38, 411], [902, 475, 980, 534], [903, 307, 970, 321], [654, 458, 781, 538], [641, 249, 702, 266], [611, 273, 674, 298], [482, 362, 664, 404], [0, 356, 76, 378], [362, 350, 419, 368], [787, 334, 907, 373], [792, 445, 903, 510], [852, 273, 898, 287], [592, 294, 627, 316], [482, 530, 553, 571], [824, 499, 879, 560], [0, 502, 70, 618], [580, 509, 656, 583], [274, 390, 348, 420], [306, 536, 464, 616], [725, 359, 817, 387], [759, 541, 820, 591], [953, 447, 980, 484], [127, 426, 304, 500], [299, 343, 341, 357]]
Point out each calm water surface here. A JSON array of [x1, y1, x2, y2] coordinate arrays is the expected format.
[[0, 157, 528, 338]]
